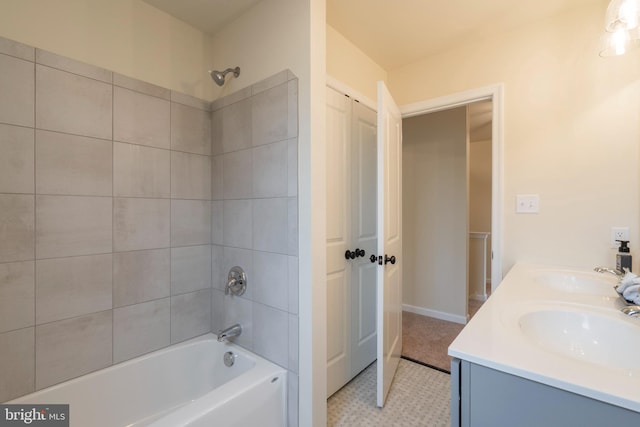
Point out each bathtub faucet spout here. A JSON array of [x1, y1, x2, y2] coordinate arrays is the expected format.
[[217, 324, 242, 342]]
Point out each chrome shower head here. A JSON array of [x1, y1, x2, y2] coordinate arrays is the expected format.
[[209, 67, 240, 86]]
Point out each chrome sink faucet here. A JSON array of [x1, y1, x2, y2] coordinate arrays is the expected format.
[[217, 324, 242, 342], [593, 266, 625, 278]]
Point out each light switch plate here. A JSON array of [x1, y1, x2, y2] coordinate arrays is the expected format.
[[516, 194, 539, 214]]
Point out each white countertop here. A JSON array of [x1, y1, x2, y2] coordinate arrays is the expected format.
[[449, 262, 640, 412]]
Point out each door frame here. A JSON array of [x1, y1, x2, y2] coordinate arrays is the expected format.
[[399, 83, 504, 292]]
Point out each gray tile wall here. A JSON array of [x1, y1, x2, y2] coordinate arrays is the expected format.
[[0, 36, 300, 427], [0, 36, 212, 401], [210, 69, 299, 427]]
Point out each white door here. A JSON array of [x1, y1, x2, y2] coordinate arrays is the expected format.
[[326, 86, 351, 397], [350, 101, 377, 375], [376, 81, 403, 407], [326, 86, 378, 397]]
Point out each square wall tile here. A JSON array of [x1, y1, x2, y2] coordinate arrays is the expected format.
[[35, 254, 112, 324], [36, 130, 112, 196], [253, 303, 288, 367], [113, 198, 170, 252], [222, 294, 252, 349], [288, 138, 298, 197], [0, 194, 34, 263], [35, 49, 111, 83], [113, 248, 170, 307], [288, 197, 298, 256], [251, 70, 289, 95], [171, 91, 210, 111], [113, 86, 170, 149], [211, 155, 223, 200], [113, 73, 170, 100], [171, 102, 211, 155], [171, 151, 211, 200], [211, 288, 225, 333], [253, 251, 288, 311], [171, 245, 211, 295], [252, 83, 288, 147], [211, 109, 223, 155], [223, 149, 253, 199], [211, 245, 224, 291], [113, 298, 170, 363], [36, 311, 112, 390], [36, 65, 112, 140], [252, 198, 288, 253], [0, 261, 34, 333], [289, 314, 298, 374], [0, 124, 34, 194], [36, 195, 111, 259], [170, 200, 211, 247], [288, 79, 298, 139], [0, 328, 34, 402], [211, 200, 223, 245], [171, 289, 211, 344], [253, 140, 288, 198], [288, 256, 299, 315], [0, 54, 34, 127], [288, 372, 299, 427], [221, 98, 252, 153], [0, 37, 34, 61], [113, 142, 170, 198], [223, 200, 252, 249]]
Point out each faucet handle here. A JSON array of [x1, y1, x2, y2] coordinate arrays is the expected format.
[[226, 266, 247, 296]]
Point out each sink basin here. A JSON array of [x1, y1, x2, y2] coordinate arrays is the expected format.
[[532, 270, 618, 296], [519, 309, 640, 371]]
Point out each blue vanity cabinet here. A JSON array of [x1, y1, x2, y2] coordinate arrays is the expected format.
[[450, 358, 640, 427]]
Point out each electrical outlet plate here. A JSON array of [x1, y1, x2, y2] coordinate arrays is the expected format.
[[611, 227, 630, 248]]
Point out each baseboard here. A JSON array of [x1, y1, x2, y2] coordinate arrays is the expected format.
[[403, 304, 467, 325], [470, 293, 488, 302]]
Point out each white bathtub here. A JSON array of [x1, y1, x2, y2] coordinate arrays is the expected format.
[[9, 334, 287, 427]]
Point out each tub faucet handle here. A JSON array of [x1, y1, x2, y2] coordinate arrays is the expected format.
[[226, 266, 247, 296]]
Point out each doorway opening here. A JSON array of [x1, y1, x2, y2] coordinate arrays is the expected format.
[[400, 84, 503, 372]]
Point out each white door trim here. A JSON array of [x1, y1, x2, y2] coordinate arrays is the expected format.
[[326, 75, 377, 111], [399, 84, 504, 292]]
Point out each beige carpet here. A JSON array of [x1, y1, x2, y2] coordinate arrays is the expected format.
[[402, 299, 484, 372], [327, 359, 450, 427]]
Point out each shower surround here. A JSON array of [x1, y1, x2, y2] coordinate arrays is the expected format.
[[0, 35, 299, 426]]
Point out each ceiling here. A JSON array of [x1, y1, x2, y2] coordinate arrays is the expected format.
[[143, 0, 262, 35], [327, 0, 601, 70]]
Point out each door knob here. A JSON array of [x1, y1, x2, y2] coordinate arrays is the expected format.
[[346, 249, 366, 260], [384, 255, 396, 265], [369, 254, 377, 263]]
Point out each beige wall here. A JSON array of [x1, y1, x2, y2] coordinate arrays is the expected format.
[[403, 107, 467, 320], [207, 1, 324, 425], [326, 24, 387, 100], [0, 0, 214, 100], [470, 139, 492, 280], [208, 0, 330, 425], [390, 0, 640, 274]]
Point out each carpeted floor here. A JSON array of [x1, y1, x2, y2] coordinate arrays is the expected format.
[[327, 359, 450, 427], [402, 299, 484, 372]]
